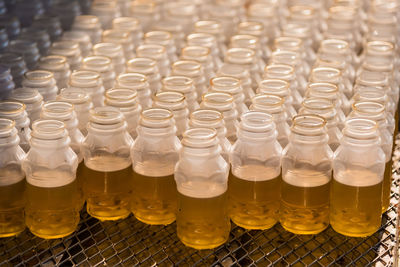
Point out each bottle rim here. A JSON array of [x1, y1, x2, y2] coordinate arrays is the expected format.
[[89, 106, 125, 124], [291, 114, 327, 134], [145, 30, 172, 41], [181, 46, 211, 58], [153, 91, 185, 104], [31, 119, 66, 139], [58, 88, 90, 104], [0, 118, 15, 132], [24, 70, 54, 81], [0, 101, 26, 115], [141, 108, 173, 121], [39, 55, 67, 66], [82, 55, 112, 67], [190, 109, 223, 123], [202, 92, 234, 104]]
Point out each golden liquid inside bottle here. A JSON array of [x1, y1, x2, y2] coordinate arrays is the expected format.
[[280, 169, 330, 234], [82, 164, 133, 221], [177, 190, 230, 250], [330, 170, 383, 237], [382, 159, 393, 213], [76, 161, 85, 209], [228, 167, 281, 230], [131, 172, 177, 225], [25, 179, 81, 239], [0, 179, 25, 237]]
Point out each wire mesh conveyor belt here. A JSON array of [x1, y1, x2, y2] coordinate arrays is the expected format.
[[1, 138, 399, 267]]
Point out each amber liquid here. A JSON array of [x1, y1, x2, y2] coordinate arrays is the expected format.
[[131, 172, 177, 225], [330, 170, 383, 237], [82, 164, 133, 221], [25, 179, 81, 239], [382, 159, 393, 213], [280, 169, 331, 234], [76, 161, 85, 209], [228, 168, 281, 230], [0, 179, 25, 237], [177, 191, 230, 249]]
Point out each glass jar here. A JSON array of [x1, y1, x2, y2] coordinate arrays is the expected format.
[[131, 108, 180, 225], [126, 57, 161, 94], [92, 42, 125, 75], [331, 118, 385, 237], [153, 20, 185, 54], [161, 76, 199, 112], [230, 34, 266, 72], [237, 21, 270, 63], [163, 2, 198, 35], [250, 94, 290, 148], [22, 70, 58, 101], [274, 36, 309, 75], [229, 111, 282, 230], [8, 39, 40, 70], [282, 23, 316, 66], [19, 28, 51, 56], [136, 44, 170, 78], [0, 118, 26, 237], [130, 0, 160, 32], [72, 15, 103, 44], [247, 3, 280, 43], [81, 55, 115, 91], [188, 109, 231, 163], [57, 88, 93, 136], [69, 70, 105, 108], [112, 17, 143, 47], [0, 53, 27, 88], [200, 92, 238, 143], [180, 46, 215, 82], [32, 14, 63, 42], [102, 29, 135, 60], [61, 31, 93, 58], [49, 41, 82, 71], [0, 65, 14, 100], [280, 114, 333, 234], [116, 73, 152, 109], [81, 107, 134, 221], [90, 0, 121, 30], [186, 33, 222, 70], [145, 31, 178, 63], [23, 119, 81, 239], [0, 27, 8, 53], [194, 20, 227, 56], [172, 60, 207, 102], [0, 15, 21, 40], [209, 76, 248, 116], [175, 127, 230, 249], [105, 88, 142, 139], [38, 55, 71, 90], [8, 88, 43, 126]]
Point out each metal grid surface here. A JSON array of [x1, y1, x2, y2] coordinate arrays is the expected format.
[[1, 151, 399, 266]]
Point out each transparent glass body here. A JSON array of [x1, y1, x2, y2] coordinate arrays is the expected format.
[[229, 111, 282, 230], [131, 108, 180, 225], [23, 120, 81, 239], [175, 128, 230, 249], [22, 70, 58, 101], [49, 41, 82, 71], [61, 31, 92, 58], [69, 70, 105, 108], [237, 21, 270, 62], [186, 33, 222, 70], [38, 55, 71, 90], [194, 20, 227, 56], [112, 17, 143, 47], [0, 119, 26, 237], [130, 0, 161, 32], [145, 31, 178, 63], [164, 2, 198, 35], [153, 20, 185, 52], [8, 39, 40, 70], [81, 56, 116, 91], [250, 94, 290, 148], [180, 46, 215, 82], [0, 53, 27, 87], [102, 29, 135, 60], [0, 101, 31, 152], [331, 118, 385, 237], [116, 73, 152, 109], [161, 76, 199, 112], [105, 88, 142, 139], [136, 44, 170, 78], [90, 1, 120, 30], [229, 34, 265, 72], [8, 88, 43, 126], [81, 107, 134, 221], [92, 43, 126, 75], [152, 91, 188, 138], [280, 114, 333, 234], [72, 15, 103, 44], [126, 57, 162, 94]]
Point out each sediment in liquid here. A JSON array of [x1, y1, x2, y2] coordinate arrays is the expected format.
[[228, 165, 281, 230], [0, 179, 25, 237], [280, 169, 331, 235], [330, 169, 383, 237]]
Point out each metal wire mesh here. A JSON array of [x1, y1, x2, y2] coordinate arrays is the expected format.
[[1, 145, 399, 267]]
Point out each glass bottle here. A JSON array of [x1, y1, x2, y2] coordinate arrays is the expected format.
[[0, 27, 8, 53], [0, 53, 27, 88], [152, 91, 188, 139], [130, 0, 160, 33], [237, 21, 270, 63], [49, 41, 82, 71], [0, 65, 14, 101], [180, 46, 215, 82], [68, 70, 104, 108], [131, 108, 180, 225], [32, 14, 63, 42], [201, 92, 238, 143], [229, 111, 282, 230], [282, 23, 316, 66], [172, 60, 207, 103], [8, 39, 40, 70], [250, 94, 290, 148], [175, 127, 230, 249], [105, 88, 142, 139], [299, 97, 342, 151], [194, 20, 226, 56], [81, 55, 115, 91], [153, 20, 185, 53], [274, 36, 309, 74], [209, 76, 248, 116], [19, 27, 51, 56], [92, 42, 125, 75], [126, 57, 161, 94], [90, 1, 120, 30], [136, 44, 170, 78], [61, 31, 93, 58], [71, 15, 103, 44], [230, 34, 265, 73], [116, 73, 152, 109], [112, 17, 143, 47], [163, 2, 198, 35], [8, 88, 43, 126], [144, 31, 178, 63], [22, 70, 58, 101], [331, 118, 385, 237], [81, 107, 134, 221], [0, 118, 26, 237], [57, 88, 93, 136], [186, 33, 222, 70], [280, 114, 333, 234], [23, 119, 81, 239], [38, 55, 71, 90], [161, 76, 199, 112], [102, 29, 135, 60], [188, 109, 230, 163], [247, 2, 280, 43], [0, 15, 21, 40]]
